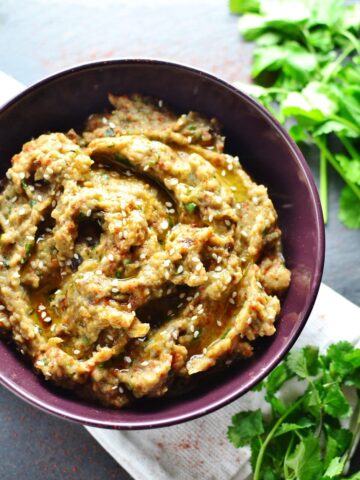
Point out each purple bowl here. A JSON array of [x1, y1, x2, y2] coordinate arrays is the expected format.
[[0, 59, 324, 429]]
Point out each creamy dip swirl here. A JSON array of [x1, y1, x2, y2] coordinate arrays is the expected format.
[[0, 95, 290, 407]]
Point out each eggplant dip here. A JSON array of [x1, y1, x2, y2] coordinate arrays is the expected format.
[[0, 94, 290, 408]]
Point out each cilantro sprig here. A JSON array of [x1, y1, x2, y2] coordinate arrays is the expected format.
[[228, 342, 360, 479], [230, 0, 360, 228]]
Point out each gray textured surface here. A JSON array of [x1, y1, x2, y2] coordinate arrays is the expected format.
[[0, 1, 359, 478]]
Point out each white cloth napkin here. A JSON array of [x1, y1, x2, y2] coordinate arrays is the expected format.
[[86, 283, 360, 480], [0, 74, 358, 480]]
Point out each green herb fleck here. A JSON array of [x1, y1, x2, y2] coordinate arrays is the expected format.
[[184, 202, 197, 214], [115, 269, 123, 279]]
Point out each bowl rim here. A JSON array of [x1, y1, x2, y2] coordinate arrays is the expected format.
[[0, 58, 325, 429]]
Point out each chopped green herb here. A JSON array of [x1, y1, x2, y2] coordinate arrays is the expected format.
[[187, 124, 197, 131], [115, 269, 123, 278], [21, 178, 28, 190], [184, 202, 197, 214], [220, 327, 231, 339], [29, 199, 37, 207], [123, 259, 132, 266]]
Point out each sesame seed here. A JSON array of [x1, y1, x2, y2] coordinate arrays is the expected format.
[[241, 230, 248, 238], [252, 196, 259, 205], [172, 331, 179, 340], [143, 165, 149, 171], [227, 164, 233, 171], [108, 254, 114, 261], [112, 288, 119, 294], [169, 178, 178, 186], [165, 202, 172, 208], [139, 253, 146, 260], [195, 263, 202, 271], [194, 330, 200, 338], [0, 305, 5, 311], [141, 361, 149, 366], [177, 303, 183, 308], [166, 288, 172, 295], [43, 317, 52, 323], [10, 196, 18, 203], [247, 318, 252, 325], [158, 99, 163, 108], [186, 296, 193, 302], [119, 386, 124, 394], [179, 293, 186, 299], [190, 325, 195, 332], [18, 207, 26, 215], [225, 219, 231, 227], [208, 214, 214, 222], [163, 259, 171, 267], [19, 172, 25, 179], [231, 186, 237, 192], [74, 349, 80, 355], [177, 265, 184, 274], [215, 266, 222, 272], [217, 320, 222, 326], [203, 348, 208, 354], [169, 248, 175, 255], [124, 356, 132, 363], [221, 170, 226, 176], [194, 292, 200, 299], [191, 315, 198, 321], [160, 220, 169, 230], [50, 324, 56, 332], [37, 195, 42, 201], [168, 208, 175, 214], [229, 298, 235, 304], [167, 310, 173, 316], [232, 292, 237, 298]]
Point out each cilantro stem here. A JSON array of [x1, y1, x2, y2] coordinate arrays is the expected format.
[[314, 137, 360, 202], [283, 434, 295, 480], [339, 136, 360, 162], [330, 115, 360, 136], [253, 396, 304, 480], [344, 400, 360, 470], [320, 148, 328, 224], [323, 44, 355, 83]]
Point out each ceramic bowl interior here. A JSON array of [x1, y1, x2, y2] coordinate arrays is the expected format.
[[0, 60, 324, 429]]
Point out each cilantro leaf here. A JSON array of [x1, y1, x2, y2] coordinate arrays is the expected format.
[[274, 417, 314, 437], [323, 456, 346, 478], [324, 426, 352, 468], [229, 0, 260, 14], [339, 186, 360, 229], [336, 154, 360, 185], [227, 409, 264, 448], [285, 436, 323, 480], [286, 346, 319, 378], [323, 382, 352, 418]]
